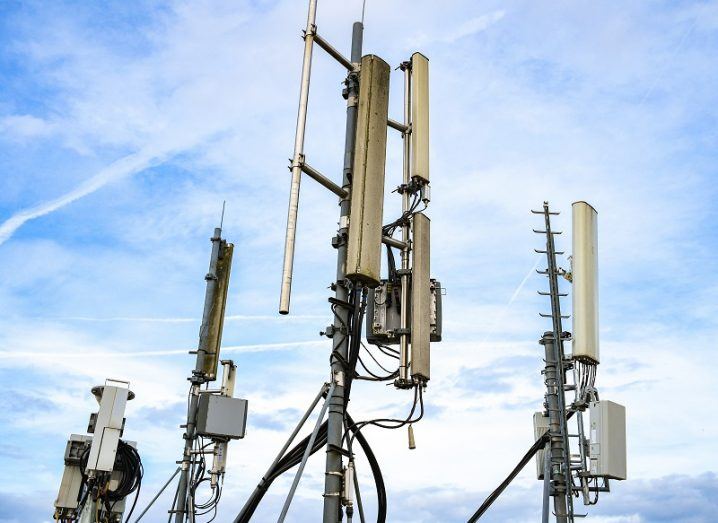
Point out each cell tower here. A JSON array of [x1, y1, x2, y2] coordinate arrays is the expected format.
[[531, 201, 626, 522], [53, 379, 143, 523], [165, 225, 247, 523], [466, 202, 626, 522], [234, 1, 441, 521], [129, 225, 247, 522]]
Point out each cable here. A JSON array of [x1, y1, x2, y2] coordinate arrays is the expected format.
[[466, 431, 550, 522], [346, 413, 387, 523], [110, 440, 143, 521], [344, 385, 424, 456]]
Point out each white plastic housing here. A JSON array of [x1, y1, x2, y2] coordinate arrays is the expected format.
[[589, 400, 627, 480], [86, 384, 129, 473], [410, 52, 430, 184], [533, 412, 549, 480], [572, 201, 599, 363], [411, 212, 431, 381]]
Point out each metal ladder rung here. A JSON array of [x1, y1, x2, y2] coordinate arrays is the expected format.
[[533, 229, 562, 235]]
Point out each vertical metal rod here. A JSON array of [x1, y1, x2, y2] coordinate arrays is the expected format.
[[134, 467, 180, 523], [540, 202, 574, 522], [278, 381, 337, 522], [279, 0, 319, 314], [542, 333, 568, 523], [323, 20, 363, 523], [353, 463, 366, 523], [542, 443, 551, 523], [174, 228, 223, 523], [398, 61, 412, 385]]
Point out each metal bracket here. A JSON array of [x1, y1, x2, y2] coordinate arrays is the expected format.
[[331, 234, 346, 249]]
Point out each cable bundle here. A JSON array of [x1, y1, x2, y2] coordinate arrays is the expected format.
[[234, 416, 386, 523], [74, 439, 143, 522]]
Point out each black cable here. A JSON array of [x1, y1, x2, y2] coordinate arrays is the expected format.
[[344, 286, 367, 402], [233, 422, 329, 523], [234, 410, 389, 523], [466, 431, 550, 522], [346, 413, 387, 523], [109, 440, 143, 521], [344, 385, 424, 456], [360, 342, 396, 375]]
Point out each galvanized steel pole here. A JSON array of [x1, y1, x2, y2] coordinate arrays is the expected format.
[[174, 228, 222, 523], [541, 332, 569, 523], [322, 21, 363, 523]]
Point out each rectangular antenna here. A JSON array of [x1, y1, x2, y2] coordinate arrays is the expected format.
[[201, 241, 234, 379], [572, 201, 599, 363], [410, 52, 430, 184], [411, 212, 431, 381], [346, 54, 391, 286]]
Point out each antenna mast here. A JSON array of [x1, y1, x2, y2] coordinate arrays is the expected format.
[[236, 2, 441, 521], [162, 225, 247, 523], [531, 201, 627, 522], [534, 202, 574, 522]]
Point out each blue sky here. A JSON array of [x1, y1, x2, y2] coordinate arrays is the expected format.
[[0, 0, 717, 522]]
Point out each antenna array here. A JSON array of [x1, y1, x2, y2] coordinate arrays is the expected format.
[[43, 4, 635, 522], [235, 1, 442, 521], [531, 201, 626, 523], [467, 202, 626, 523], [53, 380, 143, 523]]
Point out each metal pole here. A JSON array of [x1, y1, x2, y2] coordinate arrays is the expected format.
[[541, 332, 568, 523], [397, 60, 412, 386], [174, 228, 223, 523], [542, 443, 551, 523], [540, 203, 575, 522], [278, 381, 336, 522], [322, 20, 363, 523], [134, 467, 180, 523], [280, 0, 318, 314]]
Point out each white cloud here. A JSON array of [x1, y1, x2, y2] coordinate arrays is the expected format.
[[0, 114, 57, 140]]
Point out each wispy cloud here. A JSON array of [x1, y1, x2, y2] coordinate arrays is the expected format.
[[0, 340, 325, 359], [412, 10, 505, 46], [44, 314, 327, 323]]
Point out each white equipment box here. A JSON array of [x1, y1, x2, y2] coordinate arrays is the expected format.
[[533, 412, 549, 480], [589, 400, 627, 480]]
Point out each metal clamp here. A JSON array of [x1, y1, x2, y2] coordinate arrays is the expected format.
[[333, 371, 345, 387]]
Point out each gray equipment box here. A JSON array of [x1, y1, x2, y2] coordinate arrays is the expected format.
[[533, 412, 549, 480], [366, 278, 442, 345], [55, 435, 92, 510], [196, 393, 248, 440], [588, 400, 627, 480]]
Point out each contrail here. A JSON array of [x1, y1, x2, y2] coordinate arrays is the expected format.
[[0, 340, 326, 360], [0, 148, 163, 245], [479, 255, 542, 344]]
